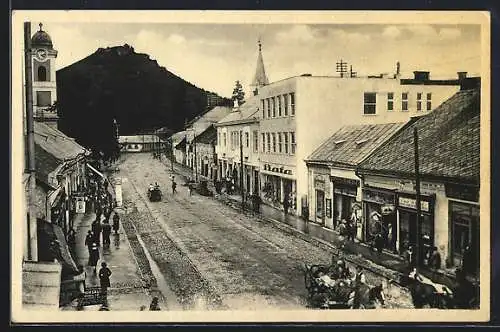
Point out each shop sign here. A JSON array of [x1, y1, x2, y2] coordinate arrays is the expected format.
[[362, 188, 395, 205], [398, 196, 430, 212], [325, 198, 332, 218], [75, 197, 86, 213], [314, 175, 325, 190], [331, 176, 359, 187], [334, 185, 357, 197], [262, 164, 293, 175], [445, 183, 479, 202]]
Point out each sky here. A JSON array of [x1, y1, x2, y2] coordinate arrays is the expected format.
[[29, 22, 482, 98]]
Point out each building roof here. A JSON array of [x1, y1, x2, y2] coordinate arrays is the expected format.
[[306, 122, 405, 167], [119, 135, 165, 144], [194, 124, 217, 144], [357, 89, 480, 184], [34, 143, 62, 185], [34, 122, 86, 160], [251, 41, 269, 87], [216, 95, 260, 125], [186, 106, 232, 142], [169, 130, 186, 142]]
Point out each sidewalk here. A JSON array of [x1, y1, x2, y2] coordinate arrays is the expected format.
[[62, 206, 152, 311], [164, 159, 478, 290]]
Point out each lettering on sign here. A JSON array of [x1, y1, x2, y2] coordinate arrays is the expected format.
[[331, 176, 359, 187], [398, 197, 430, 212], [314, 175, 325, 190], [262, 164, 293, 176], [362, 188, 395, 205], [445, 184, 479, 202]]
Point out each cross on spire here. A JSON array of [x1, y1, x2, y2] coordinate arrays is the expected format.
[[258, 39, 262, 52], [39, 22, 43, 31]]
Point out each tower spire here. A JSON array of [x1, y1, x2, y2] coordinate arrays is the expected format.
[[251, 38, 269, 93], [39, 22, 43, 31]]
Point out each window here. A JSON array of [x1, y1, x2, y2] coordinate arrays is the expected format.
[[223, 133, 227, 147], [272, 97, 276, 117], [426, 93, 432, 110], [266, 133, 271, 153], [284, 132, 289, 154], [267, 99, 271, 118], [278, 133, 283, 153], [218, 132, 221, 146], [387, 92, 394, 111], [36, 91, 51, 107], [284, 95, 289, 116], [37, 66, 47, 81], [417, 92, 422, 111], [402, 92, 408, 111], [253, 131, 258, 152], [245, 132, 249, 148], [278, 96, 282, 116], [363, 92, 377, 115], [450, 201, 479, 271], [272, 133, 277, 152], [290, 93, 295, 115], [261, 133, 265, 152], [261, 100, 265, 118], [290, 132, 296, 155]]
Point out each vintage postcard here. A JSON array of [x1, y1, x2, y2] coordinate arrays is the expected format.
[[11, 10, 490, 323]]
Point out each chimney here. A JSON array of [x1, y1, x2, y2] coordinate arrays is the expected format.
[[233, 98, 239, 110], [413, 71, 430, 81], [457, 72, 468, 80]]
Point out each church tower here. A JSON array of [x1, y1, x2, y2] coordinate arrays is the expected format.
[[31, 23, 59, 128], [250, 39, 269, 96]]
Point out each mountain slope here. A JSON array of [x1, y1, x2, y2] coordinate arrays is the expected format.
[[56, 44, 231, 156]]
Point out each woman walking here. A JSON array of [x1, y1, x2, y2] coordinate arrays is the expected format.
[[89, 242, 100, 273]]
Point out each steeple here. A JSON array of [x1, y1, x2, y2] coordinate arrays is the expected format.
[[251, 39, 269, 94]]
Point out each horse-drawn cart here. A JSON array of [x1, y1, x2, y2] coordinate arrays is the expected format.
[[148, 186, 162, 202]]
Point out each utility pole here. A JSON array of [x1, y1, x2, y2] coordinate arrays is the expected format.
[[193, 129, 198, 182], [240, 130, 244, 210], [413, 127, 422, 268], [169, 138, 174, 172], [24, 22, 38, 261]]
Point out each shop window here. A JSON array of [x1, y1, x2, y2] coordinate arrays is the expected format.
[[450, 201, 479, 271], [363, 92, 377, 115], [316, 190, 325, 222]]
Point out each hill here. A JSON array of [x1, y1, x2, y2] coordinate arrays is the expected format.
[[56, 44, 231, 157]]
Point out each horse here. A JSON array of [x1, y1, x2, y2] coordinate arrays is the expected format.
[[407, 269, 454, 309]]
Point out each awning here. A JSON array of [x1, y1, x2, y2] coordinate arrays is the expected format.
[[87, 163, 104, 179], [37, 219, 80, 278]]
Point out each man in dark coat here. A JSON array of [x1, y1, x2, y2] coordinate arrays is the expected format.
[[98, 262, 112, 296], [102, 222, 112, 246], [89, 242, 100, 273], [112, 213, 120, 234], [85, 230, 94, 255], [91, 219, 102, 246]]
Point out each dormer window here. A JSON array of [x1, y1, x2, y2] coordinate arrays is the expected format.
[[334, 139, 346, 145], [355, 138, 369, 146]]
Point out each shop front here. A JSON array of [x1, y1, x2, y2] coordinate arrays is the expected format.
[[332, 176, 359, 231], [313, 174, 327, 225], [397, 192, 435, 265], [260, 163, 297, 213], [362, 186, 397, 252]]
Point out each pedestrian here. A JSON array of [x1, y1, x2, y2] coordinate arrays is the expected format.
[[188, 183, 193, 196], [102, 221, 112, 246], [172, 181, 177, 194], [67, 227, 76, 252], [374, 232, 384, 256], [88, 242, 100, 273], [149, 296, 161, 311], [91, 219, 102, 246], [85, 230, 94, 255], [283, 194, 289, 215], [112, 213, 120, 235], [98, 262, 112, 296], [428, 246, 442, 270]]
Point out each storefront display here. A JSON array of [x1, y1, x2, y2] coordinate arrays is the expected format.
[[362, 187, 396, 250], [449, 201, 479, 273], [331, 176, 359, 230]]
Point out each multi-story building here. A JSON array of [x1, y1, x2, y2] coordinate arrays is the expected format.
[[357, 88, 480, 272], [215, 96, 261, 194], [257, 69, 464, 216]]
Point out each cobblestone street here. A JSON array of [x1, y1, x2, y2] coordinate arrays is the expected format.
[[117, 153, 413, 310]]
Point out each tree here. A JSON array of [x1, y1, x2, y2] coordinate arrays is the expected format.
[[232, 80, 245, 106]]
